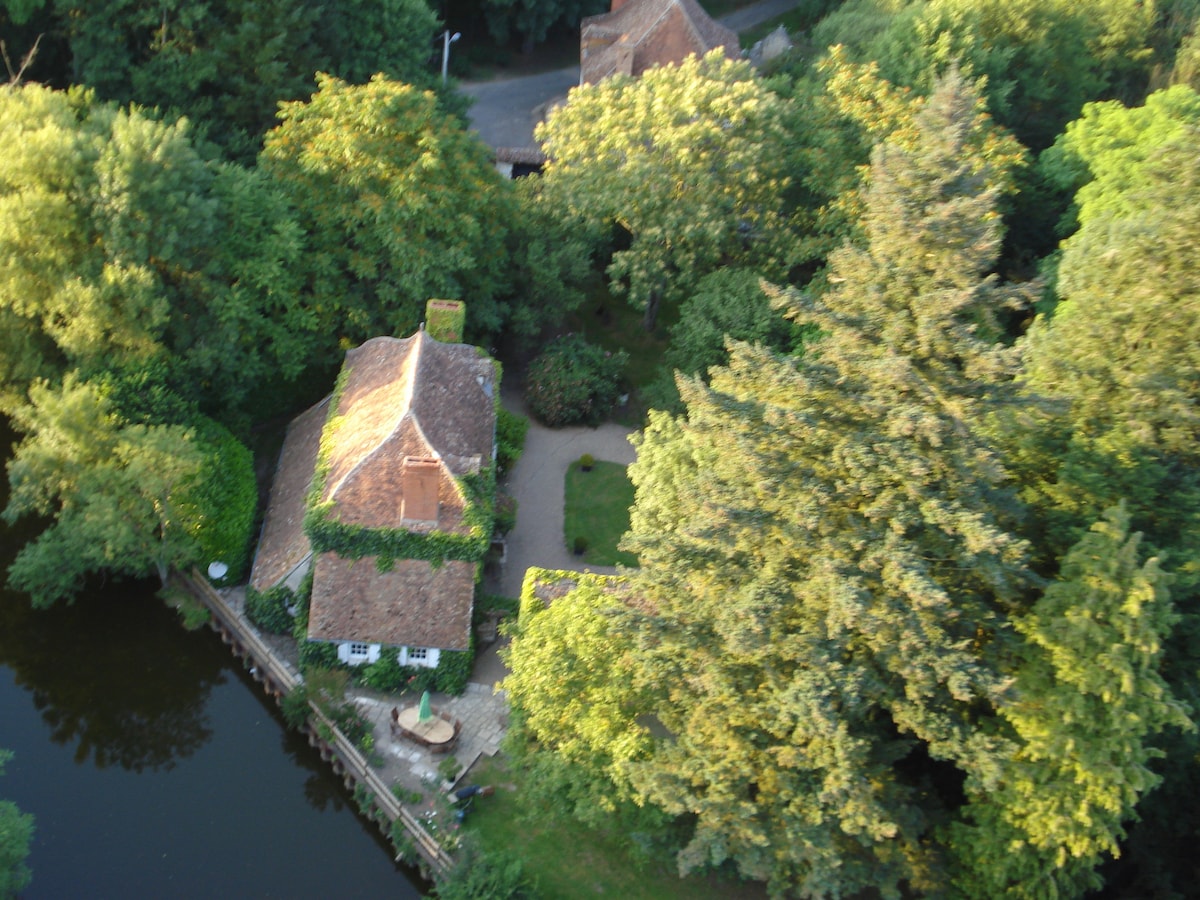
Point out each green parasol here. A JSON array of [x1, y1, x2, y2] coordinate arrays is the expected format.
[[418, 690, 432, 723]]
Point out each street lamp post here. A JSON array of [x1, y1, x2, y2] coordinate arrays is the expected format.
[[442, 30, 461, 84]]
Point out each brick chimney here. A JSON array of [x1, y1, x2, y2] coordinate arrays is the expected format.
[[401, 457, 440, 525]]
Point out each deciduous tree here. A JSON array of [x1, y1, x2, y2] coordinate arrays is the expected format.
[[536, 51, 799, 329], [260, 74, 515, 347], [0, 84, 315, 417]]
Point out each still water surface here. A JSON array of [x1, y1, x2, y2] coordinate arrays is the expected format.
[[0, 565, 427, 897]]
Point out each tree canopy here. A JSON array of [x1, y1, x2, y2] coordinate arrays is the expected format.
[[260, 74, 516, 348], [536, 51, 800, 329], [1, 0, 440, 161], [0, 84, 313, 417]]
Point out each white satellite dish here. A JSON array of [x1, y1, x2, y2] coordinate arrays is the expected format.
[[207, 561, 229, 580]]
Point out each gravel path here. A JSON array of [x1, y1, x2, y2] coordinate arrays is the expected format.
[[494, 387, 638, 599]]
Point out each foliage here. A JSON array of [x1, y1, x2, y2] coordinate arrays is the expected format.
[[260, 74, 516, 353], [355, 652, 407, 693], [426, 300, 467, 344], [434, 641, 475, 697], [536, 51, 800, 329], [482, 0, 606, 52], [1020, 127, 1200, 570], [524, 335, 627, 427], [4, 374, 207, 605], [0, 85, 316, 418], [826, 0, 1157, 151], [179, 421, 257, 585], [280, 686, 312, 730], [245, 584, 297, 635], [495, 407, 530, 476], [666, 268, 813, 380], [160, 582, 212, 631], [515, 71, 1038, 898], [5, 0, 440, 162], [437, 755, 463, 783], [433, 836, 539, 900], [503, 181, 596, 345], [563, 461, 638, 567], [494, 494, 518, 537], [1038, 84, 1200, 238], [0, 750, 34, 900], [298, 640, 341, 673], [951, 507, 1190, 898], [502, 576, 649, 798]]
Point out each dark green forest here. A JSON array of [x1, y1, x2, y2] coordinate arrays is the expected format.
[[3, 0, 1200, 897]]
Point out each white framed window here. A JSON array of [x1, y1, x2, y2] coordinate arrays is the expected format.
[[349, 642, 370, 660], [401, 646, 439, 669]]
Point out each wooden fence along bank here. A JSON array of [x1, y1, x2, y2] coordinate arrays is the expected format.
[[177, 571, 455, 876]]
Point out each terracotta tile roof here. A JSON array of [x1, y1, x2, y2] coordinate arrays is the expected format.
[[321, 332, 495, 534], [493, 146, 548, 166], [580, 0, 739, 85], [251, 329, 496, 651], [307, 554, 476, 651], [248, 397, 328, 592]]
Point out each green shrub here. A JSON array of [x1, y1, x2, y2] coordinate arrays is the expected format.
[[494, 493, 517, 536], [280, 686, 311, 729], [245, 584, 296, 634], [438, 755, 463, 783], [434, 639, 475, 696], [182, 420, 258, 585], [524, 335, 628, 427], [299, 639, 341, 672], [573, 536, 589, 555], [356, 652, 406, 692], [496, 407, 529, 475], [579, 453, 594, 470], [353, 653, 438, 694], [433, 837, 539, 900]]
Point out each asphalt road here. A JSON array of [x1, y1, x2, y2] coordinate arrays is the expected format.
[[459, 0, 801, 148]]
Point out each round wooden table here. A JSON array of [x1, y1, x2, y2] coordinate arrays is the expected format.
[[396, 706, 455, 745]]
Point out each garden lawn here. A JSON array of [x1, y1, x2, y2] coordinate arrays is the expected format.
[[461, 757, 764, 900], [563, 460, 638, 567]]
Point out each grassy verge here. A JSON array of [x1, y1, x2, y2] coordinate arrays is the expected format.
[[461, 756, 761, 899], [563, 460, 638, 567]]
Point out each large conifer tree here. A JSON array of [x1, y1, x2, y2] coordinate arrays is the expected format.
[[616, 71, 1034, 897]]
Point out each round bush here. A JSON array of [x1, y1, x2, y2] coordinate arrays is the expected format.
[[524, 335, 628, 427]]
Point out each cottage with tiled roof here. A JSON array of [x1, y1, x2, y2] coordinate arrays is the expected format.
[[580, 0, 739, 85], [250, 327, 496, 669]]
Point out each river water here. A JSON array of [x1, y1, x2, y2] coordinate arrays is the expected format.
[[0, 501, 427, 896]]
